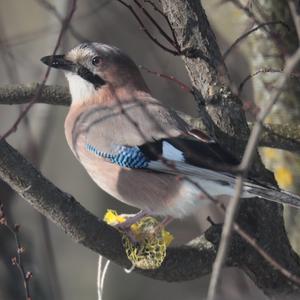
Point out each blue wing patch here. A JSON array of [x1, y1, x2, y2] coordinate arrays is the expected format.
[[85, 143, 149, 168]]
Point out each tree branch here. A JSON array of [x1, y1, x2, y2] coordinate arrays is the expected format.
[[0, 83, 71, 106], [1, 83, 300, 152], [181, 114, 300, 153], [3, 137, 298, 292], [0, 138, 222, 282]]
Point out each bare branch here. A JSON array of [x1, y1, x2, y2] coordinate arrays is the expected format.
[[35, 0, 87, 42], [227, 0, 289, 57], [0, 84, 71, 106], [233, 222, 300, 285], [0, 138, 224, 282], [223, 21, 288, 60], [144, 0, 180, 49], [238, 68, 283, 95], [117, 0, 179, 55], [183, 113, 300, 152], [0, 206, 33, 299], [139, 65, 193, 93], [133, 0, 179, 50], [0, 0, 77, 141], [259, 123, 300, 151], [238, 68, 300, 95], [1, 83, 300, 152]]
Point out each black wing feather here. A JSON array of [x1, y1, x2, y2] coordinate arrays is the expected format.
[[138, 134, 239, 172]]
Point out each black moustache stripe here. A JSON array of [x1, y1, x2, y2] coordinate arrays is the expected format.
[[77, 66, 106, 88]]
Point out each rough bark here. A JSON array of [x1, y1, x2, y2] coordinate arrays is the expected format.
[[2, 84, 300, 152], [161, 1, 246, 152], [0, 83, 71, 106]]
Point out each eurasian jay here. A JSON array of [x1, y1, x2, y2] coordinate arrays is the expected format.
[[41, 42, 300, 227]]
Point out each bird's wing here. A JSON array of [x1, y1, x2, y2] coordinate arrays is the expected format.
[[139, 134, 239, 170], [80, 98, 185, 154], [81, 100, 300, 208], [79, 93, 240, 173], [85, 119, 239, 178]]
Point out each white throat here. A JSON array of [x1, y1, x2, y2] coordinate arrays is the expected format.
[[65, 73, 97, 103]]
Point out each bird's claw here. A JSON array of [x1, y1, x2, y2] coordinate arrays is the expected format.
[[114, 222, 138, 244]]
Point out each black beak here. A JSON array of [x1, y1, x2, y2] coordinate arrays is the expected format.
[[40, 55, 76, 72], [41, 54, 106, 88]]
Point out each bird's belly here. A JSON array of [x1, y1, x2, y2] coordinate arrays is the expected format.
[[77, 144, 239, 218], [79, 154, 227, 218]]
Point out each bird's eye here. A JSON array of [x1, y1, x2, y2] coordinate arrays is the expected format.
[[92, 56, 101, 66]]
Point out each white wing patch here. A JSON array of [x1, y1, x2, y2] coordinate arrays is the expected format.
[[162, 141, 185, 162]]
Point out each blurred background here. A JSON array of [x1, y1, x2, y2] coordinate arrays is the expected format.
[[0, 0, 298, 299]]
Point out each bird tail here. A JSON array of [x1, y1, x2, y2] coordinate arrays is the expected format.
[[148, 160, 300, 208], [246, 184, 300, 208]]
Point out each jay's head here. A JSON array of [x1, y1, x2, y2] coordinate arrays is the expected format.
[[41, 42, 148, 102]]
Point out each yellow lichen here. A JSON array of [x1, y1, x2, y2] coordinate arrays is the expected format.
[[262, 148, 280, 160], [274, 166, 293, 189], [103, 210, 173, 269], [103, 209, 126, 225]]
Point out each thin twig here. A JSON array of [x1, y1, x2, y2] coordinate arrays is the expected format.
[[144, 0, 180, 49], [0, 0, 77, 141], [117, 0, 179, 55], [1, 16, 64, 298], [207, 176, 244, 300], [139, 65, 193, 93], [207, 47, 300, 300], [238, 68, 283, 95], [35, 0, 86, 42], [238, 67, 300, 95], [227, 0, 288, 56], [233, 223, 300, 285], [133, 0, 179, 50], [223, 21, 288, 60], [0, 205, 32, 299]]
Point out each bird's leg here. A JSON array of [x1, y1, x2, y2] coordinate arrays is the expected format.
[[114, 210, 150, 244], [114, 210, 149, 231], [114, 211, 173, 244]]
